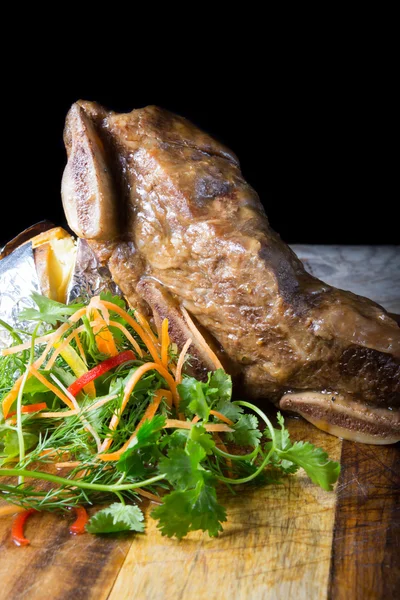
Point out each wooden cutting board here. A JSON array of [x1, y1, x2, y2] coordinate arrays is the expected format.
[[0, 246, 399, 600]]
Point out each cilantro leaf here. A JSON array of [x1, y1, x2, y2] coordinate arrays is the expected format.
[[213, 399, 243, 423], [277, 441, 340, 491], [86, 503, 144, 534], [177, 378, 210, 420], [152, 475, 226, 539], [19, 293, 82, 326], [116, 415, 166, 477], [0, 430, 38, 460], [207, 369, 232, 402], [158, 444, 204, 489], [189, 424, 215, 455], [226, 414, 262, 447]]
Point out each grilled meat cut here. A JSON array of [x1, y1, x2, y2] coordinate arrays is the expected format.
[[62, 101, 400, 444]]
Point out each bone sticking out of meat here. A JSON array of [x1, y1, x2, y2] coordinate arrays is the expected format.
[[61, 100, 400, 444]]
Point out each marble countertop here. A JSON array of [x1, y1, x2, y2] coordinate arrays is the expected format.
[[290, 245, 400, 314]]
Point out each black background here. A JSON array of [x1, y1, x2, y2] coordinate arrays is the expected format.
[[1, 52, 398, 248]]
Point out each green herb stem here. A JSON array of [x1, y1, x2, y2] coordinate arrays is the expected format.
[[0, 468, 165, 493], [16, 324, 41, 483], [213, 446, 260, 462]]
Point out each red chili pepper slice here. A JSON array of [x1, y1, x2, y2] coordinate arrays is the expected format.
[[11, 509, 37, 546], [7, 402, 48, 419], [69, 506, 89, 535], [67, 350, 135, 397]]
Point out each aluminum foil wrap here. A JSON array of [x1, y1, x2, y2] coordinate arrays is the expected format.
[[0, 235, 120, 350], [66, 239, 121, 303], [0, 243, 41, 349]]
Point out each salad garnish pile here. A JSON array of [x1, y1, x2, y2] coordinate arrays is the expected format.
[[0, 293, 340, 544]]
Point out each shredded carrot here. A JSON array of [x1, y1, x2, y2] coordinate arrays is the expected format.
[[100, 300, 162, 365], [100, 363, 179, 453], [45, 325, 86, 370], [49, 373, 102, 452], [192, 415, 200, 424], [163, 419, 233, 432], [2, 338, 54, 418], [91, 309, 118, 357], [1, 332, 54, 355], [161, 318, 170, 368], [209, 410, 234, 426], [73, 330, 87, 365], [107, 320, 143, 358], [87, 296, 111, 325], [29, 366, 75, 410], [181, 306, 223, 370], [175, 338, 192, 384], [135, 488, 162, 503], [99, 389, 169, 461], [213, 432, 233, 478], [55, 461, 81, 469], [37, 410, 77, 418], [134, 308, 159, 347], [0, 505, 26, 517], [36, 394, 118, 420]]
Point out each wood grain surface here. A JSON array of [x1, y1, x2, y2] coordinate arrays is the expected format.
[[0, 419, 398, 599], [329, 441, 400, 600]]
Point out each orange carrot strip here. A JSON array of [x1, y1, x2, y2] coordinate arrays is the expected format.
[[100, 389, 166, 461], [175, 338, 192, 384], [213, 432, 233, 478], [29, 366, 75, 410], [73, 330, 87, 365], [1, 332, 54, 355], [2, 338, 54, 418], [56, 461, 82, 469], [161, 319, 170, 368], [134, 309, 159, 347], [91, 309, 118, 357], [36, 394, 118, 419], [0, 505, 26, 517], [181, 306, 223, 370], [192, 415, 200, 424], [100, 301, 162, 365], [99, 363, 178, 453], [45, 325, 86, 370], [163, 419, 233, 432], [107, 320, 143, 358], [209, 410, 234, 426]]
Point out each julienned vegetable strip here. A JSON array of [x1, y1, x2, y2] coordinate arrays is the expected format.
[[7, 403, 48, 418], [2, 338, 54, 418], [2, 307, 87, 418], [100, 300, 162, 365], [99, 362, 179, 454], [11, 509, 37, 546], [180, 306, 223, 370], [175, 338, 192, 384], [99, 389, 171, 461], [107, 320, 143, 357], [161, 318, 170, 368], [69, 506, 89, 534], [29, 366, 75, 410], [67, 350, 136, 397], [91, 309, 118, 357]]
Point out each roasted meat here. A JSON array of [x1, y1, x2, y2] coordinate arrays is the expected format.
[[62, 101, 400, 444]]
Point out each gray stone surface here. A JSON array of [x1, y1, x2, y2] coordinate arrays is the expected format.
[[291, 245, 400, 314]]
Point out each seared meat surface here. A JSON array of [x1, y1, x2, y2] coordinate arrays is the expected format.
[[62, 101, 400, 444]]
